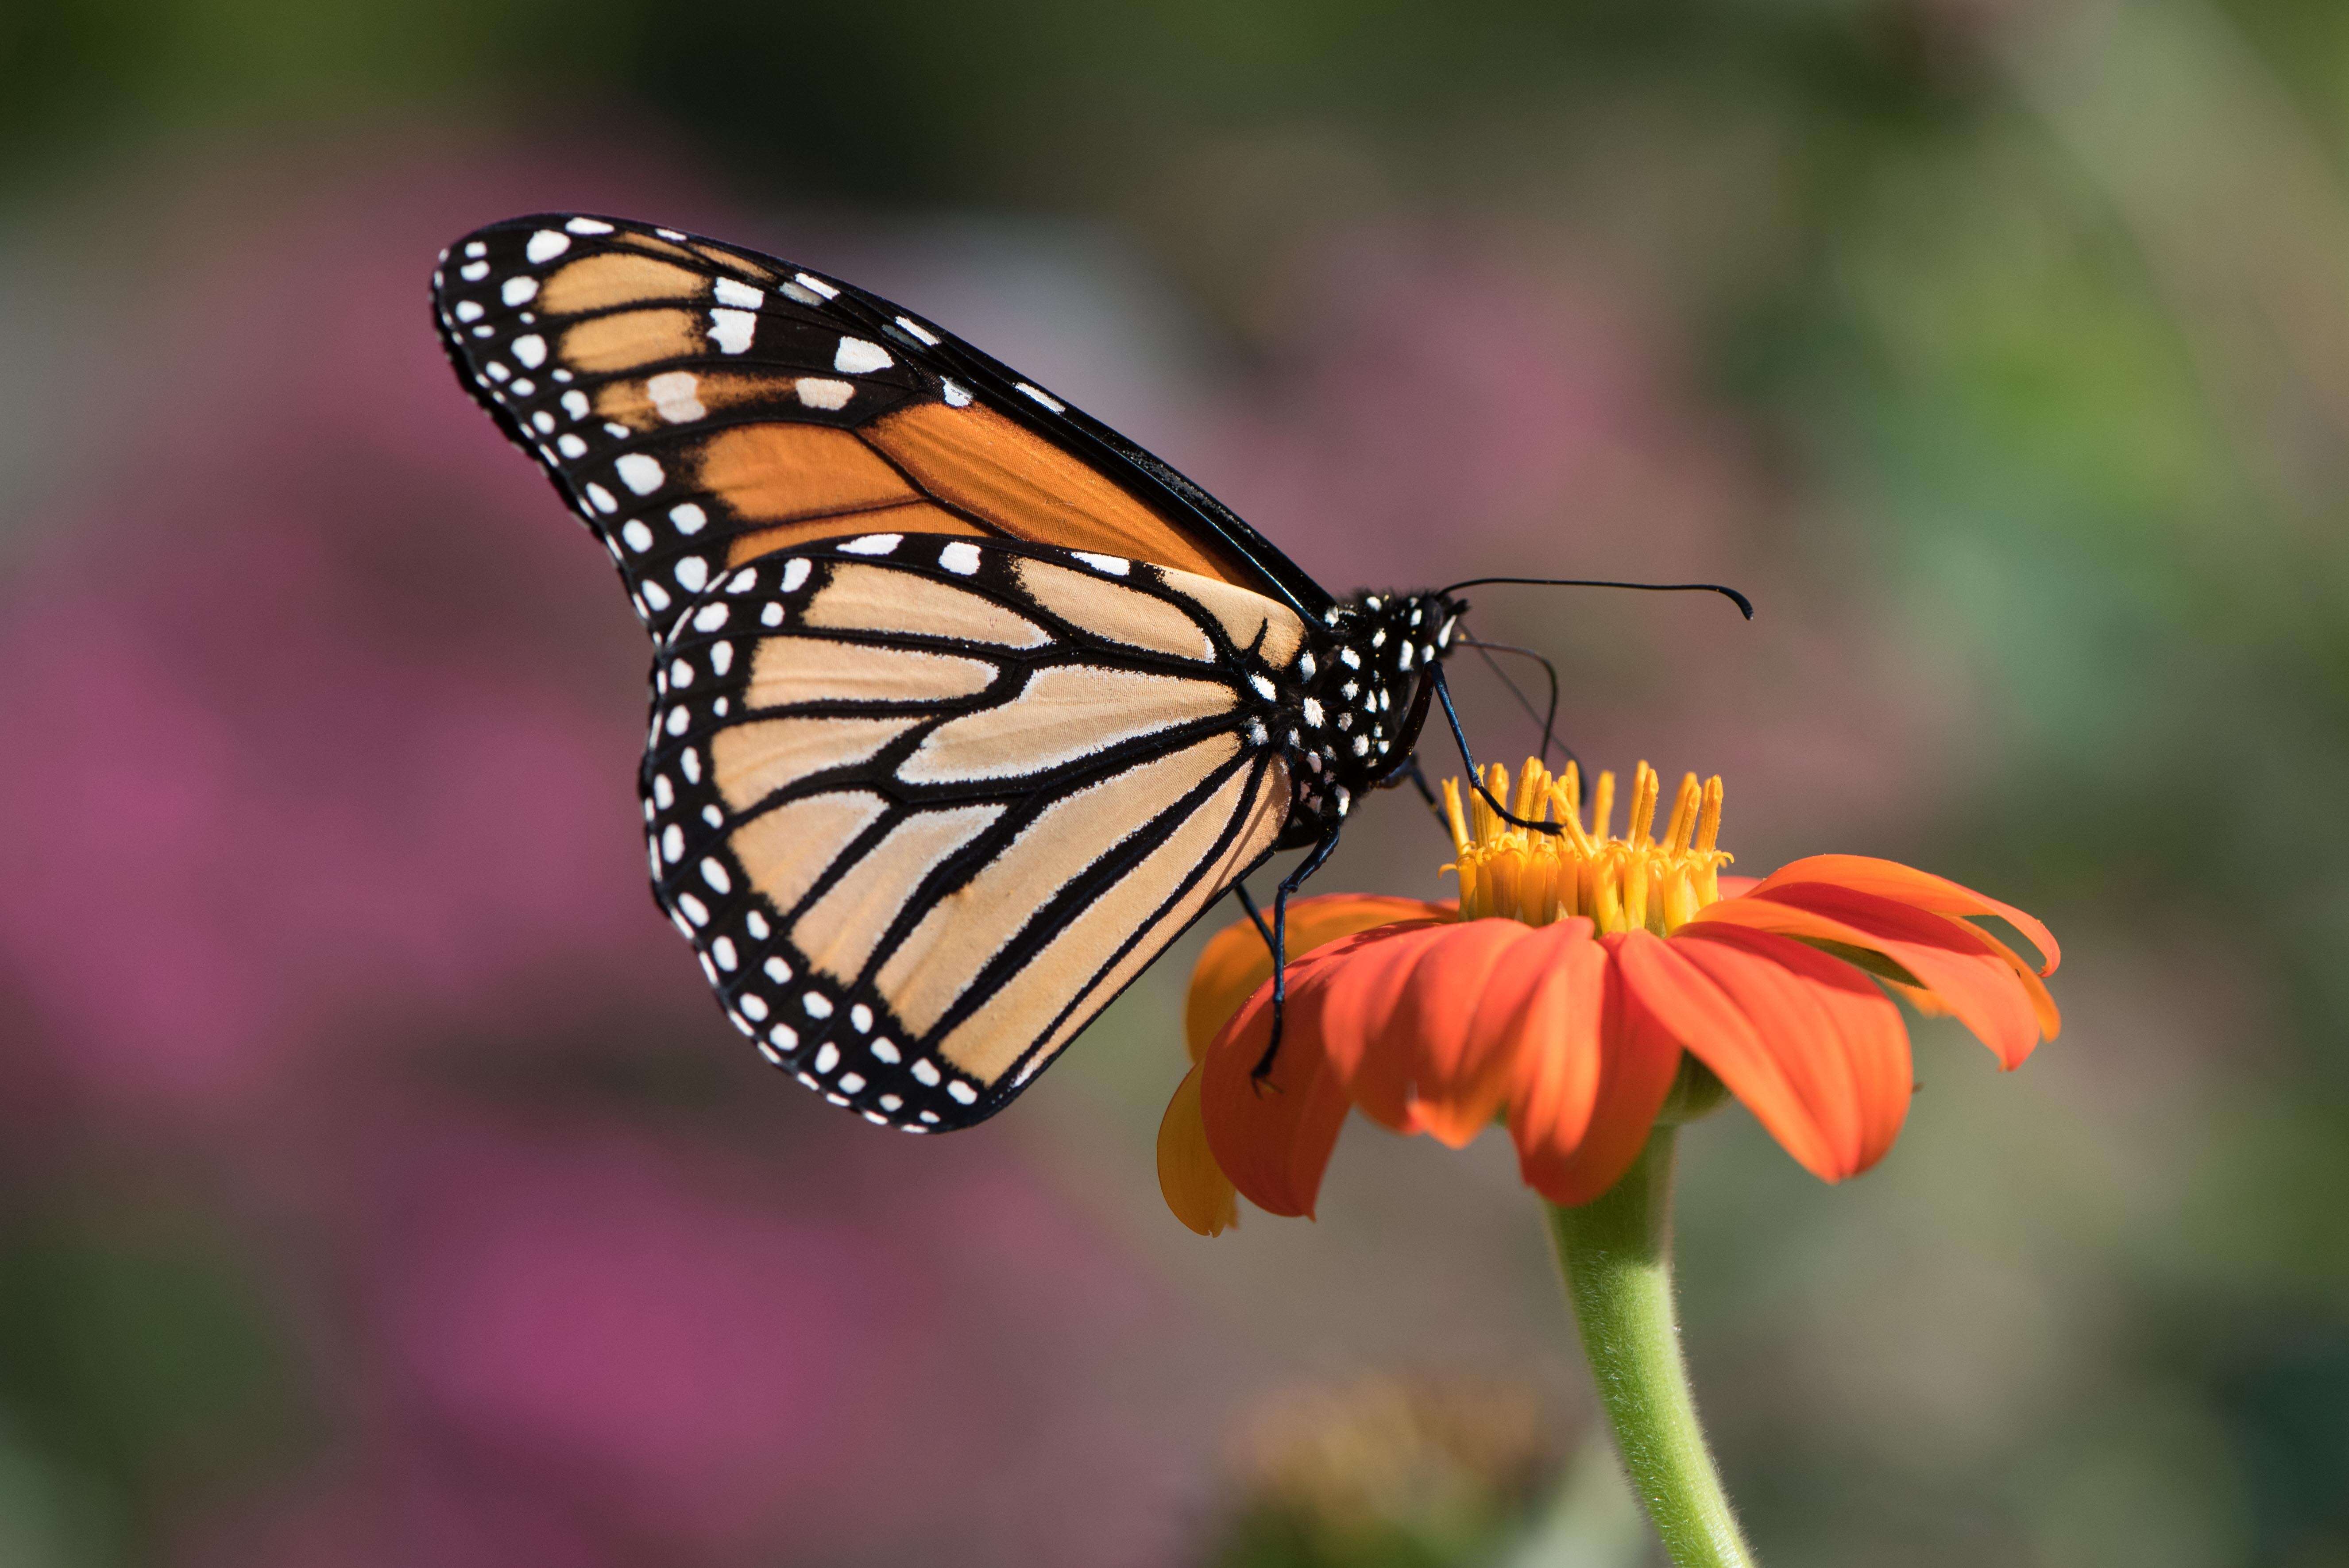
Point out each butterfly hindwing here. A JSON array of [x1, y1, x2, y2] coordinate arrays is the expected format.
[[431, 213, 1324, 631], [643, 532, 1301, 1129]]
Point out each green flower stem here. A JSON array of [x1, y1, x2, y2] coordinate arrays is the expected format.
[[1545, 1126, 1758, 1567]]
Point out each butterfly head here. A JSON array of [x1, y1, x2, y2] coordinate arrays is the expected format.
[[1281, 588, 1464, 836]]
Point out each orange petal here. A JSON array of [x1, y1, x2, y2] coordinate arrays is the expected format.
[[1442, 919, 1600, 1148], [1512, 940, 1681, 1207], [1753, 855, 2059, 975], [1613, 930, 1848, 1180], [1198, 971, 1356, 1219], [1185, 893, 1450, 1061], [1676, 923, 1912, 1170], [1304, 920, 1456, 1111], [1692, 887, 2053, 1068], [1364, 919, 1539, 1146], [1500, 925, 1607, 1169], [1156, 1061, 1239, 1235]]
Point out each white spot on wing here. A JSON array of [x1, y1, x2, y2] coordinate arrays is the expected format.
[[794, 271, 840, 299], [894, 316, 940, 345], [1016, 382, 1066, 412], [616, 454, 665, 495], [939, 541, 981, 575], [502, 276, 538, 305], [709, 309, 756, 353], [794, 378, 853, 410], [834, 337, 892, 374], [1072, 552, 1129, 576], [525, 230, 569, 263], [453, 301, 484, 323], [712, 277, 763, 309], [839, 534, 902, 556], [941, 380, 973, 408], [647, 371, 706, 423], [511, 334, 546, 368], [564, 216, 615, 235]]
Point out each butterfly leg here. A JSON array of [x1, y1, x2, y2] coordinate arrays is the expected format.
[[1250, 826, 1344, 1085]]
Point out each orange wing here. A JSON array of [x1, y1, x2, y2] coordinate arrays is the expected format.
[[433, 214, 1307, 628]]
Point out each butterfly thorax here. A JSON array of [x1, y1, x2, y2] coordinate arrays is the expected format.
[[1279, 589, 1464, 844]]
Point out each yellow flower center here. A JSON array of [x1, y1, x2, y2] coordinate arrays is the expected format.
[[1443, 757, 1732, 935]]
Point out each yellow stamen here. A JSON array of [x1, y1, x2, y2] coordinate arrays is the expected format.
[[1443, 756, 1735, 935]]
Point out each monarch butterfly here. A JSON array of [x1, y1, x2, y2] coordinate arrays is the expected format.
[[429, 213, 1634, 1133]]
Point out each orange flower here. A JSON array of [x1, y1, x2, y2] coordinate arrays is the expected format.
[[1160, 758, 2060, 1234]]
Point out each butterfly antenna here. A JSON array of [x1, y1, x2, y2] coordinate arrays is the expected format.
[[1429, 666, 1565, 836], [1460, 632, 1574, 774], [1439, 575, 1754, 619]]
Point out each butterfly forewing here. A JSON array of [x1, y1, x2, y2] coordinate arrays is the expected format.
[[644, 532, 1298, 1128], [431, 214, 1314, 631]]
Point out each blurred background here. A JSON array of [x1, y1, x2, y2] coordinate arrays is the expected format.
[[2, 0, 2345, 1563]]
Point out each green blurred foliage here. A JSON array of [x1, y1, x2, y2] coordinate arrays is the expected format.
[[0, 1212, 301, 1565]]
